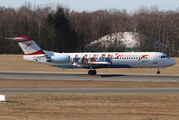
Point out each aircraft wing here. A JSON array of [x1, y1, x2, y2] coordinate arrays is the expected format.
[[74, 62, 111, 66]]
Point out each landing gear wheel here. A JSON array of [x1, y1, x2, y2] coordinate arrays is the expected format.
[[88, 70, 97, 75], [157, 71, 160, 74], [88, 70, 93, 75], [92, 70, 97, 75]]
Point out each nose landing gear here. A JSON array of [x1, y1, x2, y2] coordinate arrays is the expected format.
[[157, 68, 160, 74], [157, 67, 166, 74]]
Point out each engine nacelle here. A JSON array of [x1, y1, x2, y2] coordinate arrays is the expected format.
[[46, 55, 70, 63]]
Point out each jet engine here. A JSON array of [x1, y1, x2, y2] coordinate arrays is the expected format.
[[46, 55, 70, 63]]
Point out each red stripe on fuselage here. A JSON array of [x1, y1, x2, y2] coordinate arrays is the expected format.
[[25, 50, 45, 55]]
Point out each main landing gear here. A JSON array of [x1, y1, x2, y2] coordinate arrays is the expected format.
[[88, 69, 97, 75]]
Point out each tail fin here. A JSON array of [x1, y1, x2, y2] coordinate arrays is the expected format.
[[7, 36, 45, 55]]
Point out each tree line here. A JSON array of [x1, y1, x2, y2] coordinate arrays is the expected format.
[[0, 3, 179, 56]]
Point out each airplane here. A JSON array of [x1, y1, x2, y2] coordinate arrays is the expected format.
[[7, 36, 176, 75]]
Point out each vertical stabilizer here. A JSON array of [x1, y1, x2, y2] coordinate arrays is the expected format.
[[7, 36, 45, 55]]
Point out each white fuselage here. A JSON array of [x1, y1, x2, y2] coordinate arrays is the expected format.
[[23, 51, 176, 69]]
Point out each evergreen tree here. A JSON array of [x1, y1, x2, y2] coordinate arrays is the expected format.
[[41, 8, 79, 52]]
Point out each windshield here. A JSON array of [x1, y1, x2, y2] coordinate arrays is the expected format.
[[161, 56, 169, 58]]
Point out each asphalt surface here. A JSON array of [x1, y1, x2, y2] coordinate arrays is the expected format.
[[0, 72, 179, 94], [0, 88, 179, 94], [0, 72, 178, 82]]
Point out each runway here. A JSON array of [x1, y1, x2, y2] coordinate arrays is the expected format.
[[0, 72, 178, 82], [0, 72, 179, 94], [1, 88, 179, 94]]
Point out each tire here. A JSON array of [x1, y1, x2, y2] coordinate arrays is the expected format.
[[92, 70, 97, 75], [88, 70, 97, 75], [88, 70, 93, 75]]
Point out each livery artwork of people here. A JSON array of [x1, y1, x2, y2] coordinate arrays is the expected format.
[[90, 54, 97, 62], [106, 54, 111, 62], [82, 54, 88, 63], [97, 54, 105, 62], [73, 55, 80, 62]]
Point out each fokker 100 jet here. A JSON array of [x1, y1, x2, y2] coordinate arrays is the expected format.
[[7, 36, 176, 75]]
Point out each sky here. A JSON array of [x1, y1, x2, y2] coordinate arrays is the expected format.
[[1, 0, 179, 12]]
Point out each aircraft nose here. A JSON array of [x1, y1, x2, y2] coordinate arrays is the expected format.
[[171, 59, 176, 66], [164, 59, 176, 67]]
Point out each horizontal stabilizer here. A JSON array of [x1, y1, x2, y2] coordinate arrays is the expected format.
[[6, 36, 33, 41]]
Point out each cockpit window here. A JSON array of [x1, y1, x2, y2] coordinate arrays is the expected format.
[[161, 56, 169, 58]]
